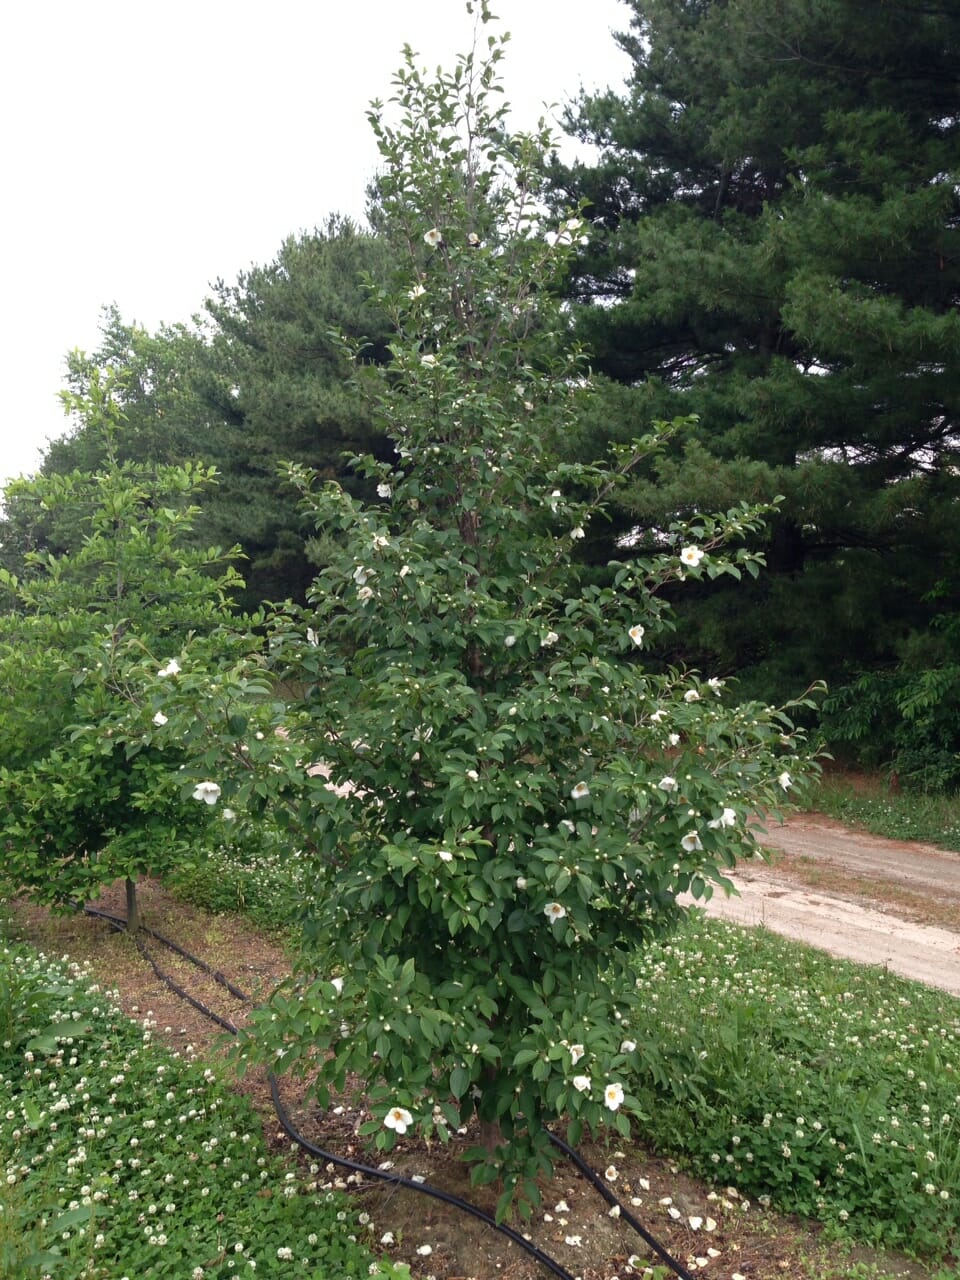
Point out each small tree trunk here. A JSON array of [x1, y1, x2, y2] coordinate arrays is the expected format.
[[125, 876, 140, 936]]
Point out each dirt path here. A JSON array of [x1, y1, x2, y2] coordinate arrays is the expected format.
[[687, 813, 960, 997]]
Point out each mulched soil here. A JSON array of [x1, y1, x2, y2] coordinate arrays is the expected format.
[[8, 878, 935, 1280]]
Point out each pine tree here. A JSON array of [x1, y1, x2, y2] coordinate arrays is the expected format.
[[554, 0, 960, 708]]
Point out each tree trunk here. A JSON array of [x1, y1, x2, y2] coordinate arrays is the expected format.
[[125, 876, 140, 936]]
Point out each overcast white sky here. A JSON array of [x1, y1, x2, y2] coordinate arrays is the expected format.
[[0, 0, 631, 488]]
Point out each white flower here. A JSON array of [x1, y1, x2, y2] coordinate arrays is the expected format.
[[466, 769, 479, 782], [650, 709, 666, 723], [620, 1039, 637, 1054], [515, 877, 527, 890], [416, 1244, 433, 1256], [437, 850, 454, 863], [372, 533, 389, 549], [570, 781, 590, 800], [423, 227, 442, 247], [330, 977, 344, 994], [192, 781, 221, 806], [504, 634, 517, 647], [707, 677, 724, 693], [407, 283, 426, 300], [680, 545, 704, 567], [222, 808, 236, 822], [380, 1232, 395, 1245], [681, 831, 703, 853], [357, 585, 374, 604], [158, 659, 180, 677], [384, 1106, 413, 1135], [467, 231, 480, 246], [306, 627, 319, 647], [544, 902, 567, 923], [376, 483, 392, 498], [778, 771, 793, 791], [353, 565, 369, 584], [668, 732, 680, 747], [658, 776, 678, 793], [420, 353, 438, 368], [570, 526, 585, 540], [152, 711, 168, 727], [684, 689, 701, 703], [276, 1247, 294, 1260], [568, 1044, 585, 1065], [541, 631, 559, 647], [708, 807, 737, 829], [628, 624, 645, 646], [572, 1075, 591, 1093], [548, 489, 561, 509], [399, 564, 411, 577], [604, 1082, 625, 1111]]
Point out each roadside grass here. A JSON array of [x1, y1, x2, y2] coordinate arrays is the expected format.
[[625, 915, 959, 1262], [0, 942, 404, 1280], [805, 773, 960, 852]]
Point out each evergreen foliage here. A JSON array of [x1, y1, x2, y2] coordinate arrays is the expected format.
[[554, 0, 960, 729]]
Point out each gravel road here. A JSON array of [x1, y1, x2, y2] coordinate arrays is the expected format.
[[686, 813, 960, 998]]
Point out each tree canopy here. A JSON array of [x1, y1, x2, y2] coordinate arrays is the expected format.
[[553, 0, 960, 722]]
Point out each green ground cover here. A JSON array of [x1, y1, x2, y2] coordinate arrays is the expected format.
[[806, 776, 960, 852], [0, 942, 404, 1280]]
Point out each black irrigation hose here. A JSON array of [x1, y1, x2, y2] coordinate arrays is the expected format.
[[79, 900, 694, 1280], [548, 1131, 697, 1280]]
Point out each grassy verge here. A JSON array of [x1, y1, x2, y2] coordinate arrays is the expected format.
[[805, 773, 960, 852], [625, 915, 959, 1261], [0, 942, 406, 1280]]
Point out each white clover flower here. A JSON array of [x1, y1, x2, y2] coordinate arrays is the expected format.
[[423, 227, 442, 247], [407, 283, 426, 300], [568, 1044, 585, 1065], [778, 771, 793, 791], [620, 1039, 637, 1054], [629, 624, 645, 646], [658, 776, 678, 793], [681, 831, 703, 853], [604, 1082, 625, 1111], [570, 526, 585, 540], [570, 781, 590, 800], [158, 659, 180, 677], [437, 850, 454, 863], [541, 631, 560, 647], [680, 545, 704, 567], [192, 781, 221, 806], [684, 689, 701, 703], [152, 711, 168, 727], [384, 1106, 413, 1135], [544, 902, 567, 923], [376, 483, 392, 498], [420, 353, 438, 368], [277, 1246, 294, 1260], [572, 1074, 591, 1093]]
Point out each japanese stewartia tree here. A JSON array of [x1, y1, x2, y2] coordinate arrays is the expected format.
[[158, 2, 819, 1215], [0, 373, 258, 930]]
